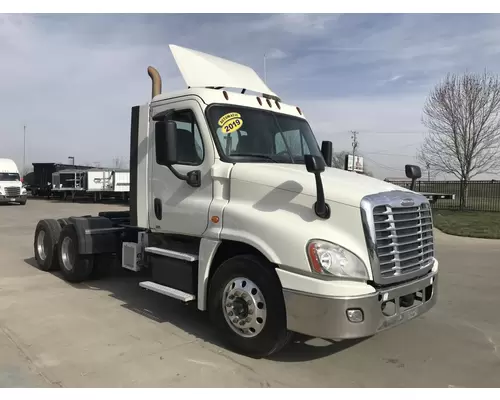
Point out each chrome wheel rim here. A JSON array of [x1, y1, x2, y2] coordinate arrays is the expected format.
[[37, 230, 47, 261], [222, 277, 267, 338], [61, 236, 74, 271]]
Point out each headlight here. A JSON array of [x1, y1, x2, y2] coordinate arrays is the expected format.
[[307, 239, 368, 280], [21, 187, 27, 194]]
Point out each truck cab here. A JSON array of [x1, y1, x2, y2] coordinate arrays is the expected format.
[[0, 158, 28, 205], [32, 45, 438, 358]]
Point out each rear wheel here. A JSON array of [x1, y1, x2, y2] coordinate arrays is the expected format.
[[57, 224, 94, 283], [34, 219, 62, 271], [208, 254, 292, 358]]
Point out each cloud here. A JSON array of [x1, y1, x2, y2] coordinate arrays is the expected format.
[[2, 13, 500, 180], [266, 48, 287, 60]]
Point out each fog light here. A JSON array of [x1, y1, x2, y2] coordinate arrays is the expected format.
[[346, 308, 364, 323]]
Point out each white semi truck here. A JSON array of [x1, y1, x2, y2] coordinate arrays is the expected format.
[[0, 158, 28, 205], [32, 45, 438, 357]]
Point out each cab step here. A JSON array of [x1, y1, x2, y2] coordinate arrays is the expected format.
[[139, 281, 196, 302], [144, 247, 198, 262]]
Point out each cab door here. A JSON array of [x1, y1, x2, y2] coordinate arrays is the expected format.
[[148, 99, 214, 236]]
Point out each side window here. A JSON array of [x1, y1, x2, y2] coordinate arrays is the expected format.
[[170, 110, 205, 165], [275, 130, 311, 156]]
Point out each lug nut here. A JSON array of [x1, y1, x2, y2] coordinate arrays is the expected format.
[[228, 311, 234, 316], [247, 300, 252, 305], [242, 292, 247, 298], [233, 318, 239, 323], [248, 309, 253, 315], [229, 295, 235, 300], [246, 317, 251, 323], [226, 302, 232, 307], [239, 321, 245, 326]]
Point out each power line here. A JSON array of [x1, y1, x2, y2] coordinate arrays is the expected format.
[[363, 152, 416, 157], [363, 155, 405, 172]]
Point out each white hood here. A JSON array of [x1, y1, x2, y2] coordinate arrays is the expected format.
[[230, 163, 411, 207]]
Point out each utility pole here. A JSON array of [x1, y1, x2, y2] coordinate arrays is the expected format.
[[23, 124, 26, 177], [350, 130, 359, 172], [426, 162, 431, 181], [263, 53, 267, 84]]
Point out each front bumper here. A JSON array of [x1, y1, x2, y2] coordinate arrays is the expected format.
[[283, 270, 438, 340], [0, 194, 27, 203]]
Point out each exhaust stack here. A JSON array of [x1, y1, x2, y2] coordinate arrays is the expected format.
[[147, 66, 162, 99]]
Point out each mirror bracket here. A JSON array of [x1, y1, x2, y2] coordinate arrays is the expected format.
[[304, 155, 331, 220]]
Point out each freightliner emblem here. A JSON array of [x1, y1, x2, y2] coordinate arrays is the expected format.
[[400, 198, 415, 207]]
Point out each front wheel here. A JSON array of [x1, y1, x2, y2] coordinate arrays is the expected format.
[[208, 254, 292, 358]]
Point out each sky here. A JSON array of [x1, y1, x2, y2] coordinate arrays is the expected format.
[[2, 13, 500, 179]]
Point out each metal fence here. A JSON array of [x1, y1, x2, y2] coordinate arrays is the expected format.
[[386, 180, 500, 212]]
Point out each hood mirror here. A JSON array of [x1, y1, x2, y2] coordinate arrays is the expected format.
[[405, 164, 421, 191]]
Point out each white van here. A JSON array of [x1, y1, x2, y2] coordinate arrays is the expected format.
[[0, 158, 28, 205]]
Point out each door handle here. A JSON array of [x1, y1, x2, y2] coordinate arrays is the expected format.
[[154, 198, 162, 220]]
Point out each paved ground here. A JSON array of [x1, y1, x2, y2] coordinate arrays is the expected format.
[[0, 198, 499, 388]]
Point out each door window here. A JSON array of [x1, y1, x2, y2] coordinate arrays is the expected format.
[[168, 109, 205, 165]]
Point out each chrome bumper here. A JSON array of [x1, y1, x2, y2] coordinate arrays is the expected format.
[[0, 194, 27, 203], [283, 271, 438, 340]]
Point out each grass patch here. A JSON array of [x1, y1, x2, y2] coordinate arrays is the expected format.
[[432, 210, 500, 239]]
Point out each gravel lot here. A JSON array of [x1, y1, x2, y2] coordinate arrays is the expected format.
[[1, 198, 499, 387]]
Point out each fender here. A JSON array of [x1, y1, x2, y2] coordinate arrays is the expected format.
[[68, 216, 122, 255]]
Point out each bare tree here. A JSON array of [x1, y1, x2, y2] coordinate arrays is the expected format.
[[332, 150, 350, 169], [417, 71, 500, 208]]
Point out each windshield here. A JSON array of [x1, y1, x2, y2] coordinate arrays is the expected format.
[[206, 105, 323, 163], [0, 172, 20, 181]]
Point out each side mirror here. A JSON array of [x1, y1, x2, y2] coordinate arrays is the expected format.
[[155, 120, 178, 165], [321, 141, 333, 167], [155, 119, 201, 188], [305, 154, 326, 174], [405, 164, 421, 179], [405, 164, 421, 191], [165, 121, 178, 164]]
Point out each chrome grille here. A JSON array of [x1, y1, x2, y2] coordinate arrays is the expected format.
[[361, 191, 435, 285], [4, 186, 21, 197]]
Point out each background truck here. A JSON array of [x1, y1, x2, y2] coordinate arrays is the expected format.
[[32, 45, 439, 358], [0, 158, 28, 205]]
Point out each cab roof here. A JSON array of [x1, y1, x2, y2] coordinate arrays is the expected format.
[[151, 87, 306, 120], [148, 45, 306, 120]]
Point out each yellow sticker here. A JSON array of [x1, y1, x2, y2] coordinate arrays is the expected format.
[[218, 112, 243, 134]]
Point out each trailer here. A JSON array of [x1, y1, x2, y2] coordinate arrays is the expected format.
[[383, 177, 456, 204], [51, 168, 87, 201], [30, 162, 90, 198], [84, 168, 130, 202], [31, 45, 439, 358]]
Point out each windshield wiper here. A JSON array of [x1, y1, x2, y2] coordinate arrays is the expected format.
[[230, 153, 278, 163]]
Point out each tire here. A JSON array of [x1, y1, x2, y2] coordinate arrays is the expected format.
[[57, 218, 71, 228], [208, 254, 292, 358], [57, 223, 94, 283], [34, 219, 62, 271], [19, 198, 27, 206]]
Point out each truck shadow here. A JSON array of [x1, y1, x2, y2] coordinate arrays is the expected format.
[[24, 257, 367, 362]]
